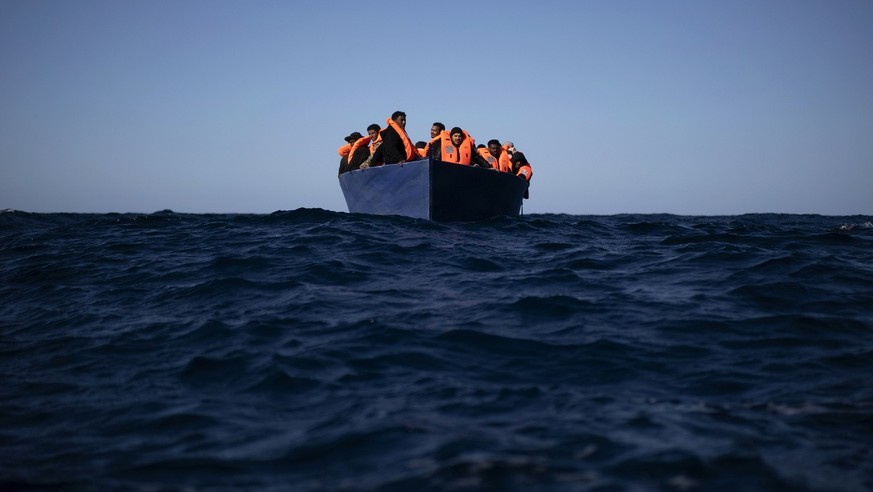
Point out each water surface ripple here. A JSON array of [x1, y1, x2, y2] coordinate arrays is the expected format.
[[2, 210, 872, 491]]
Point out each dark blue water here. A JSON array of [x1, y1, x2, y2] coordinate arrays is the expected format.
[[2, 209, 872, 491]]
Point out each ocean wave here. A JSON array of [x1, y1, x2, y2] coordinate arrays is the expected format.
[[2, 212, 872, 491]]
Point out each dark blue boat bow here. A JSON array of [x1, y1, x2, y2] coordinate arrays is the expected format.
[[338, 158, 528, 221]]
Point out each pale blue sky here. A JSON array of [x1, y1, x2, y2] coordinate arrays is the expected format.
[[2, 0, 871, 215]]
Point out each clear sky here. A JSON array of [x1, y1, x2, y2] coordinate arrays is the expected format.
[[2, 0, 872, 215]]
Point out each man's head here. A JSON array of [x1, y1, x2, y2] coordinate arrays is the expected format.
[[415, 141, 427, 149], [431, 122, 445, 138], [391, 111, 407, 128], [348, 132, 364, 142], [487, 139, 501, 157], [502, 141, 516, 154], [344, 133, 357, 143], [366, 124, 380, 141], [450, 127, 464, 146]]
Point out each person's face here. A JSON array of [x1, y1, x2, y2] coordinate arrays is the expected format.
[[431, 125, 442, 138], [488, 143, 501, 156], [395, 115, 407, 129], [451, 132, 463, 146], [368, 128, 378, 141]]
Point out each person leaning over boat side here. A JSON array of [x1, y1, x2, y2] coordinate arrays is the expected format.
[[510, 151, 533, 183], [422, 122, 445, 156], [482, 139, 513, 172], [368, 111, 418, 166], [345, 132, 372, 172], [428, 127, 490, 167], [337, 132, 357, 176]]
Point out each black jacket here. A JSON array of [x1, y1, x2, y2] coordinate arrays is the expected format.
[[371, 125, 407, 165], [346, 145, 371, 172]]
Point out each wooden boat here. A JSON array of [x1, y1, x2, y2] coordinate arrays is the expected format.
[[338, 159, 528, 221]]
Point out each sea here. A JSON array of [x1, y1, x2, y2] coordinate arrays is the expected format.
[[1, 209, 872, 492]]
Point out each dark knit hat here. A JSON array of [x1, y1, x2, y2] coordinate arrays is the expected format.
[[510, 152, 527, 165], [450, 127, 463, 136]]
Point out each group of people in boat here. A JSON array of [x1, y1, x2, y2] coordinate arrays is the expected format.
[[337, 111, 533, 186]]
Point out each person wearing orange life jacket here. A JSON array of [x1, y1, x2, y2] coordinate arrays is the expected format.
[[357, 123, 384, 169], [501, 140, 532, 180], [502, 141, 517, 156], [369, 111, 418, 166], [415, 141, 428, 158], [337, 138, 352, 159], [429, 127, 490, 167], [431, 122, 445, 138], [337, 132, 358, 176], [344, 132, 373, 172], [476, 144, 489, 162], [481, 139, 513, 173], [510, 151, 533, 184], [422, 122, 445, 157], [366, 123, 382, 154]]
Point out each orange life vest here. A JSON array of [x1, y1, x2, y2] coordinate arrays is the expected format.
[[516, 161, 533, 182], [338, 143, 351, 157], [439, 131, 475, 165], [369, 132, 382, 154], [423, 133, 442, 157], [348, 136, 371, 161], [417, 147, 428, 158], [385, 117, 418, 162], [481, 147, 512, 172]]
